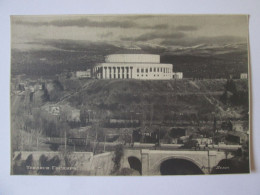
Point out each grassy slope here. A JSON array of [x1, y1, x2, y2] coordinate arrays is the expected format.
[[58, 79, 248, 121]]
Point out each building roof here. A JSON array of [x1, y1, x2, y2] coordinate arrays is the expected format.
[[113, 47, 149, 55]]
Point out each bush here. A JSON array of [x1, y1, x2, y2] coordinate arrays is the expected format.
[[37, 155, 61, 175], [112, 144, 124, 173], [49, 143, 60, 151], [182, 140, 198, 149]]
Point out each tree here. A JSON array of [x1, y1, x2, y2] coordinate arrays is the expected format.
[[42, 88, 50, 102], [220, 90, 228, 104], [112, 144, 124, 173], [49, 143, 60, 151], [37, 155, 60, 175], [182, 139, 198, 149], [225, 79, 237, 93], [80, 108, 87, 126]]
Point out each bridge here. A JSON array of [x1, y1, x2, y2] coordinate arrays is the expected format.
[[122, 149, 232, 175]]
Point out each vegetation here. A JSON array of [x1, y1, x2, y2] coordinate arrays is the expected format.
[[49, 143, 60, 151], [211, 141, 249, 174], [37, 155, 61, 175], [13, 154, 33, 175], [220, 79, 249, 106], [111, 144, 124, 174], [11, 77, 249, 175], [42, 88, 50, 102], [181, 139, 199, 149]]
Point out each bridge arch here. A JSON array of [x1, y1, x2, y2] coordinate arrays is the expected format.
[[154, 156, 205, 175], [128, 156, 142, 175]]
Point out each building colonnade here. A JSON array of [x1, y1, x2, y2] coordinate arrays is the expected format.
[[94, 66, 134, 79], [93, 64, 173, 80]]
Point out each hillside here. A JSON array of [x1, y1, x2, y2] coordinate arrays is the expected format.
[[53, 79, 249, 122]]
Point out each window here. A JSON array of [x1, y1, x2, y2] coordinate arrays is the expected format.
[[161, 68, 162, 72], [157, 68, 159, 72], [141, 68, 144, 73], [150, 68, 152, 72], [154, 68, 156, 72], [137, 68, 139, 73], [146, 68, 148, 73]]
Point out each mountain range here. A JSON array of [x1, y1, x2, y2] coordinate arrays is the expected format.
[[11, 40, 249, 78]]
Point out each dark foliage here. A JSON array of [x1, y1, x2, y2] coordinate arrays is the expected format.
[[211, 157, 249, 174], [49, 143, 60, 151], [112, 144, 124, 173], [181, 139, 198, 149], [132, 129, 142, 142], [225, 79, 237, 93], [53, 80, 64, 91], [13, 154, 33, 175], [80, 109, 87, 126], [42, 88, 50, 102], [170, 128, 186, 138], [37, 155, 61, 175]]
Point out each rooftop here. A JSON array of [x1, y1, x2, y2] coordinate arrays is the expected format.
[[113, 47, 150, 55]]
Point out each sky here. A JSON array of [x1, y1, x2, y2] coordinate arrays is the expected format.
[[11, 14, 249, 52]]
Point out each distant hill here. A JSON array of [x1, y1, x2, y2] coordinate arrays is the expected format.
[[161, 50, 248, 79], [11, 41, 249, 78]]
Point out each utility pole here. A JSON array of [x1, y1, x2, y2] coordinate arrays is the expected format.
[[207, 149, 210, 173], [103, 134, 106, 152], [20, 127, 23, 151], [64, 130, 67, 152], [37, 137, 39, 151], [212, 113, 216, 149], [93, 129, 97, 154], [86, 131, 89, 146]]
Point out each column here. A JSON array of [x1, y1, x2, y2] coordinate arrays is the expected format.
[[96, 67, 99, 79], [101, 66, 103, 79], [115, 67, 118, 79], [117, 67, 120, 79], [124, 67, 127, 79], [121, 67, 124, 79], [130, 67, 133, 78], [108, 67, 111, 79], [102, 66, 105, 79], [141, 149, 150, 176], [111, 67, 114, 79], [104, 67, 107, 79]]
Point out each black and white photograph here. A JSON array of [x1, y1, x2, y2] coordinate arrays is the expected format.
[[10, 14, 250, 176]]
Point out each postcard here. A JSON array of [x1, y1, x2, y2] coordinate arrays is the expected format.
[[11, 14, 250, 175]]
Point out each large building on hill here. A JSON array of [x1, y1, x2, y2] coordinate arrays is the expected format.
[[93, 48, 173, 80]]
